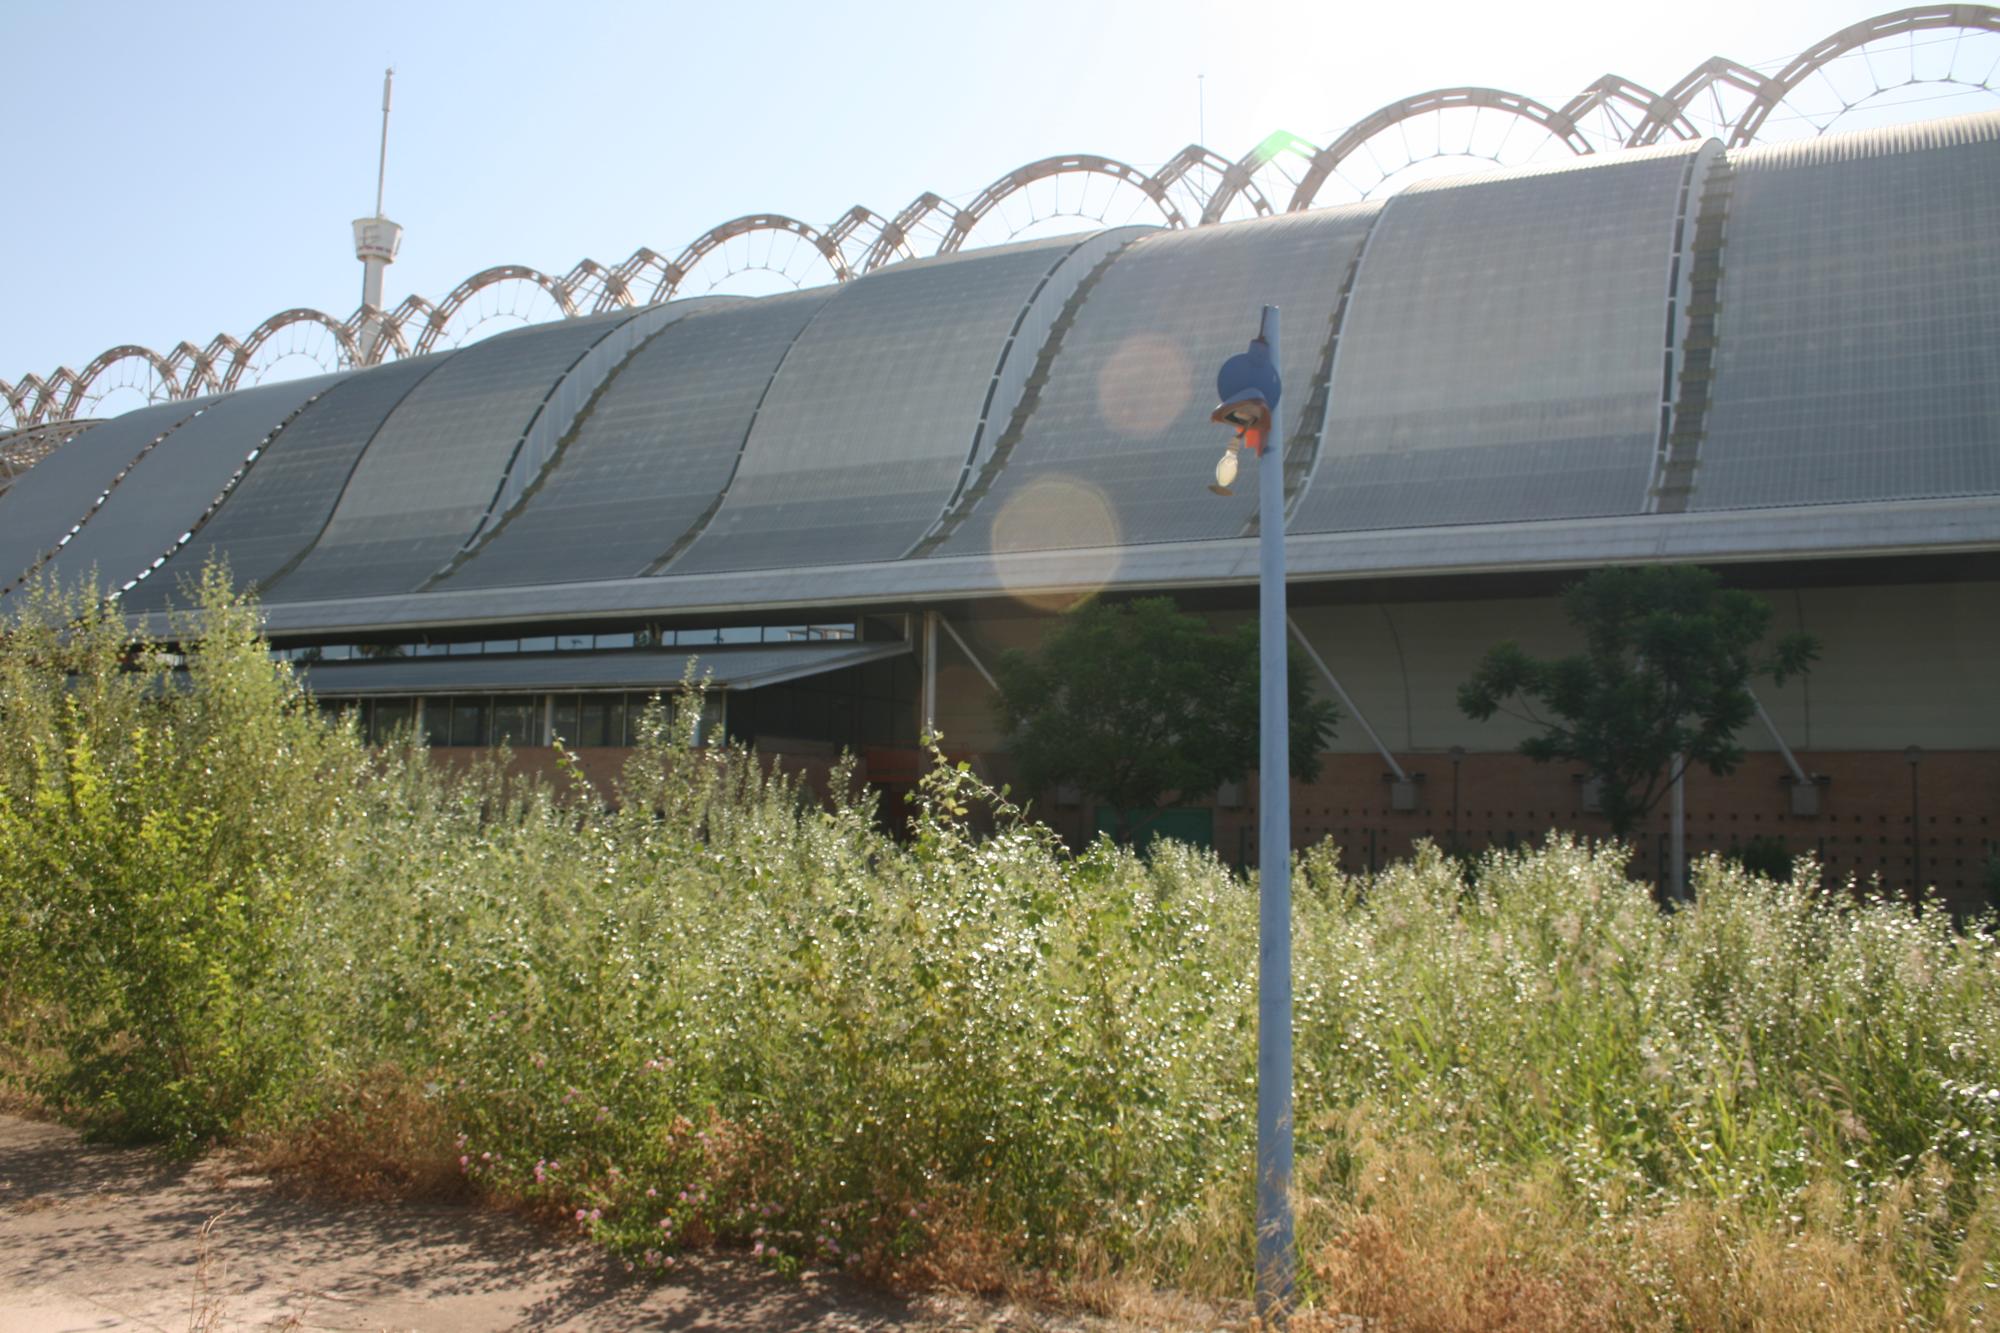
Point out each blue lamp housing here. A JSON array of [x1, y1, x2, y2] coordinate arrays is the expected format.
[[1212, 314, 1282, 455], [1215, 335, 1282, 418]]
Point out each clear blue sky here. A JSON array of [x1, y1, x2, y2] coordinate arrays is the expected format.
[[0, 0, 1966, 383]]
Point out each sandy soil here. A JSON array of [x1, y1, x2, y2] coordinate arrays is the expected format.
[[0, 1114, 1124, 1332]]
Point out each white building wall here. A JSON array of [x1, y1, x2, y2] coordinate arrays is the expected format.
[[948, 579, 1999, 759]]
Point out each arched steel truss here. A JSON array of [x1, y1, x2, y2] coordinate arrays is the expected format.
[[10, 4, 1997, 427]]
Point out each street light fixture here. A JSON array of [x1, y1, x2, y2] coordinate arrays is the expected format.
[[1210, 306, 1292, 1319], [1905, 745, 1924, 895], [1449, 745, 1466, 845]]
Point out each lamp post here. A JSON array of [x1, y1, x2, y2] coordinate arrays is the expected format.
[[1905, 745, 1924, 896], [1210, 306, 1292, 1318], [1449, 745, 1466, 846]]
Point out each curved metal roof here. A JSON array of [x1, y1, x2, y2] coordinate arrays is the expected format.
[[0, 397, 210, 597], [1, 110, 1990, 635], [669, 231, 1137, 575], [12, 6, 1995, 429], [1290, 143, 1706, 534], [435, 292, 818, 590], [929, 208, 1375, 557], [120, 354, 448, 612], [18, 373, 344, 606], [261, 311, 647, 603], [1690, 113, 2000, 510]]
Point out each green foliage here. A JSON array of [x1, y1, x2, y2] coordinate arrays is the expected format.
[[1458, 565, 1819, 836], [0, 569, 357, 1150], [992, 596, 1337, 841], [3, 573, 1996, 1321], [1730, 834, 1796, 883]]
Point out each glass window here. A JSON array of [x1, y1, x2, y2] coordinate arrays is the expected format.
[[519, 636, 555, 653], [578, 695, 623, 747], [320, 644, 354, 661], [448, 641, 483, 656], [369, 697, 415, 745], [595, 631, 637, 650], [451, 699, 489, 747], [482, 639, 519, 655], [416, 642, 450, 658], [557, 634, 592, 652], [717, 626, 759, 645], [550, 695, 579, 745], [422, 698, 453, 748], [492, 698, 539, 747]]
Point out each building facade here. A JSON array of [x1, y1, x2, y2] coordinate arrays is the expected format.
[[2, 113, 1995, 908]]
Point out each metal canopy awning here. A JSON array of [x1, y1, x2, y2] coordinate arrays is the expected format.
[[295, 640, 908, 698]]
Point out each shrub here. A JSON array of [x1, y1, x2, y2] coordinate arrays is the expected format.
[[3, 575, 1996, 1325], [0, 570, 357, 1149]]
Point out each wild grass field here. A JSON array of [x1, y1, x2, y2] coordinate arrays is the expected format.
[[1, 576, 1996, 1330]]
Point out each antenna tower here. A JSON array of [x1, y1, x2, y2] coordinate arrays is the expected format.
[[352, 68, 403, 361]]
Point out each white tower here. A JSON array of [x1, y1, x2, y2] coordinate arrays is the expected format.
[[353, 68, 403, 361]]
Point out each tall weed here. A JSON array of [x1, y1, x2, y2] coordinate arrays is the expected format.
[[1, 577, 1996, 1326]]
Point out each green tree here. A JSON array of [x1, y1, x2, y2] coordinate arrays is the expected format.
[[1458, 565, 1817, 838], [993, 596, 1337, 844]]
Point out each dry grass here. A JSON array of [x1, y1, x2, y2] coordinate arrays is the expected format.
[[186, 1207, 232, 1333], [1289, 1132, 1633, 1333], [249, 1065, 471, 1204]]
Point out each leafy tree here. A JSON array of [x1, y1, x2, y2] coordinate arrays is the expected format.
[[993, 596, 1337, 844], [1458, 565, 1817, 838]]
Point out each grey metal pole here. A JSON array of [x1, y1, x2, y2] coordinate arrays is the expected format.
[[1252, 304, 1294, 1319], [1669, 754, 1686, 901], [922, 610, 938, 737]]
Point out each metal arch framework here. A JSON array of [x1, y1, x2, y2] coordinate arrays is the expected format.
[[1728, 4, 2000, 145], [415, 265, 579, 354], [10, 4, 1996, 427], [1561, 75, 1703, 149], [826, 205, 912, 277], [66, 345, 180, 419], [1631, 57, 1780, 145], [650, 214, 851, 303], [1289, 87, 1595, 211], [227, 308, 363, 389], [937, 154, 1188, 254], [859, 192, 970, 274], [1196, 131, 1319, 224]]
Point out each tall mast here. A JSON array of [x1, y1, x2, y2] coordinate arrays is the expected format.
[[353, 68, 403, 362]]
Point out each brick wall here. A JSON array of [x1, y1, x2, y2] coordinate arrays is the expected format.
[[1210, 749, 1998, 914]]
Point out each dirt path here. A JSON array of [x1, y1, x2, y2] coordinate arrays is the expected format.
[[0, 1114, 1117, 1332]]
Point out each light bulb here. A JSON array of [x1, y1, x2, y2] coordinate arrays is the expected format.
[[1214, 447, 1239, 491]]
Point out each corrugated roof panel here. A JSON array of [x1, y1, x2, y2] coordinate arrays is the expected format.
[[265, 311, 645, 603], [0, 398, 209, 596], [119, 355, 450, 612], [438, 291, 829, 589], [1691, 118, 2000, 509], [666, 234, 1114, 574], [36, 372, 344, 599], [1291, 143, 1702, 534], [930, 208, 1372, 558]]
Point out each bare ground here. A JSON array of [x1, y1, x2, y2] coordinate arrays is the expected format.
[[0, 1114, 1157, 1333]]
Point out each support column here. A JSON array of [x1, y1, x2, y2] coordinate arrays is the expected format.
[[922, 610, 939, 739]]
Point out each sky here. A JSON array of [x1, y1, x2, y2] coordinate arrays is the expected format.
[[0, 0, 1978, 390]]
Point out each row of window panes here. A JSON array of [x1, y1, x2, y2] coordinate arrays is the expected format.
[[276, 624, 855, 664], [317, 692, 722, 749]]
